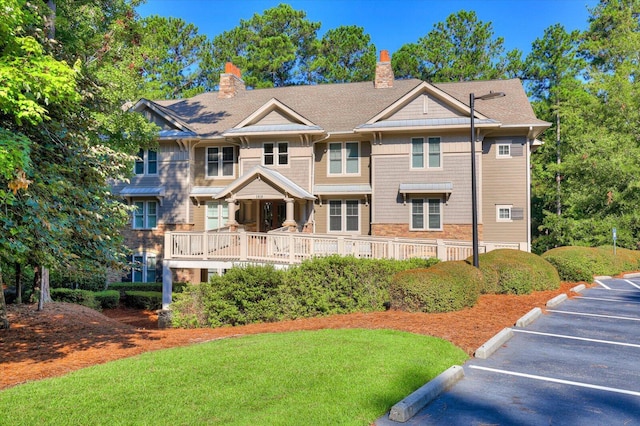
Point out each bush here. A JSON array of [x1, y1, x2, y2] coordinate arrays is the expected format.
[[389, 261, 482, 313], [94, 290, 120, 309], [170, 256, 440, 328], [476, 249, 560, 295], [123, 291, 163, 310], [51, 288, 100, 310], [107, 282, 162, 297], [542, 246, 640, 282]]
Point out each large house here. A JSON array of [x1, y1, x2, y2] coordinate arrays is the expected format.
[[113, 51, 549, 301]]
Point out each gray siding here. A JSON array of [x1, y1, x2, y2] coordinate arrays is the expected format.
[[372, 153, 477, 225], [482, 137, 528, 243], [387, 94, 465, 121]]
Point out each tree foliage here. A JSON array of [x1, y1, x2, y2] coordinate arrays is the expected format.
[[308, 25, 376, 84], [210, 4, 320, 87], [391, 10, 522, 82]]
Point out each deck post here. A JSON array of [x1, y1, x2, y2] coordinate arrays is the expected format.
[[436, 239, 447, 261]]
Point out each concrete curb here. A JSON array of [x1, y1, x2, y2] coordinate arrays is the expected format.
[[475, 328, 513, 359], [571, 284, 586, 293], [546, 293, 568, 308], [516, 307, 542, 328], [388, 365, 465, 422], [623, 272, 640, 279], [594, 275, 612, 281]]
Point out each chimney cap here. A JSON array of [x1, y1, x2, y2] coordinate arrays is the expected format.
[[224, 62, 242, 79], [380, 50, 390, 62]]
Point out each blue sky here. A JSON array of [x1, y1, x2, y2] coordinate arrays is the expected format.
[[137, 0, 599, 56]]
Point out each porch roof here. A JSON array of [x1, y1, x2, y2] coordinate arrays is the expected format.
[[214, 165, 315, 201]]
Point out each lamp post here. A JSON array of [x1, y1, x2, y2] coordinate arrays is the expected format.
[[470, 91, 505, 268]]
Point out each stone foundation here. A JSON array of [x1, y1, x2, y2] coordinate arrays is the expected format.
[[371, 223, 483, 241]]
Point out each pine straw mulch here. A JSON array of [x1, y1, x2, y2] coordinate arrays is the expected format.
[[0, 281, 580, 390]]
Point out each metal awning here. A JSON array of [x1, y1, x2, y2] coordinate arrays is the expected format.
[[399, 182, 453, 204], [119, 186, 166, 205]]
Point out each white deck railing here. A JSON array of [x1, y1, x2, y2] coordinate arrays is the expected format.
[[164, 231, 524, 264]]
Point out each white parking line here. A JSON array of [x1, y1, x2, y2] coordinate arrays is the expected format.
[[547, 310, 640, 322], [468, 365, 640, 397], [512, 329, 640, 349], [595, 279, 611, 289], [624, 279, 640, 289], [585, 287, 638, 292], [575, 296, 640, 305]]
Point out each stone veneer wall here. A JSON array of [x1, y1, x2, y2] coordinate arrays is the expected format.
[[371, 223, 483, 241]]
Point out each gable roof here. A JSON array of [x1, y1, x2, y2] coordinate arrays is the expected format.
[[145, 78, 548, 139], [214, 165, 315, 201]]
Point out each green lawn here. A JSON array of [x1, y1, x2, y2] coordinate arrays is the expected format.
[[0, 329, 467, 425]]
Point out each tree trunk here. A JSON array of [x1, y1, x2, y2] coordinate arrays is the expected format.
[[46, 0, 56, 40], [37, 266, 52, 311], [15, 262, 22, 304], [0, 266, 9, 329]]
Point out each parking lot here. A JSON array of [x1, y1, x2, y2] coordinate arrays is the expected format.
[[378, 276, 640, 425]]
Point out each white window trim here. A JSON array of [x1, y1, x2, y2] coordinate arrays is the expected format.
[[132, 252, 157, 283], [327, 141, 360, 176], [497, 143, 511, 159], [410, 137, 425, 169], [409, 197, 443, 231], [262, 141, 289, 167], [134, 149, 158, 176], [427, 136, 442, 169], [206, 146, 235, 178], [133, 200, 158, 229], [327, 199, 360, 234], [496, 204, 513, 222], [410, 137, 442, 170]]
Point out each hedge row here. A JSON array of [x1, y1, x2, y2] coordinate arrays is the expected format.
[[389, 261, 482, 313], [477, 249, 560, 295], [542, 246, 640, 282], [171, 256, 438, 328], [123, 291, 163, 310], [107, 282, 188, 296]]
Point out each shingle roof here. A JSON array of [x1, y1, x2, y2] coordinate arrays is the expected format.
[[152, 78, 547, 138]]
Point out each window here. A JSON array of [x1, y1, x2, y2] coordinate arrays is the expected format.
[[263, 142, 288, 166], [206, 201, 229, 230], [207, 146, 234, 177], [497, 144, 511, 158], [132, 253, 156, 283], [411, 137, 440, 168], [411, 138, 424, 168], [328, 200, 359, 232], [133, 201, 158, 229], [328, 142, 359, 175], [411, 198, 442, 230], [497, 205, 512, 222], [135, 149, 158, 175], [428, 137, 441, 168]]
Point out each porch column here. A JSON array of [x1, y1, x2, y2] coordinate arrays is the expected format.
[[282, 197, 297, 230], [226, 198, 238, 231]]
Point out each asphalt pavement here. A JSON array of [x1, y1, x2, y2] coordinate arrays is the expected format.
[[377, 275, 640, 425]]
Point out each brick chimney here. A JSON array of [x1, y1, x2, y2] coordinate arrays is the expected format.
[[374, 50, 394, 89], [218, 62, 245, 99]]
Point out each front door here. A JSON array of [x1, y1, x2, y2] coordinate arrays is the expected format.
[[260, 200, 286, 232]]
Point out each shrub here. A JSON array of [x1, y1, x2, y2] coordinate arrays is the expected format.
[[94, 290, 120, 309], [389, 261, 482, 313], [51, 288, 100, 310], [123, 291, 162, 310], [170, 256, 440, 328], [476, 249, 560, 295], [107, 282, 162, 297], [542, 246, 640, 282]]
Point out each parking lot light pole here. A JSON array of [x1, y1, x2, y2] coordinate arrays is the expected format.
[[470, 91, 505, 268]]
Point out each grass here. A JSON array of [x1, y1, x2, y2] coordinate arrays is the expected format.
[[0, 329, 467, 425]]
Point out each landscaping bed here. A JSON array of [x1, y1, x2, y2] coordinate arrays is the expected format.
[[1, 281, 576, 390]]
